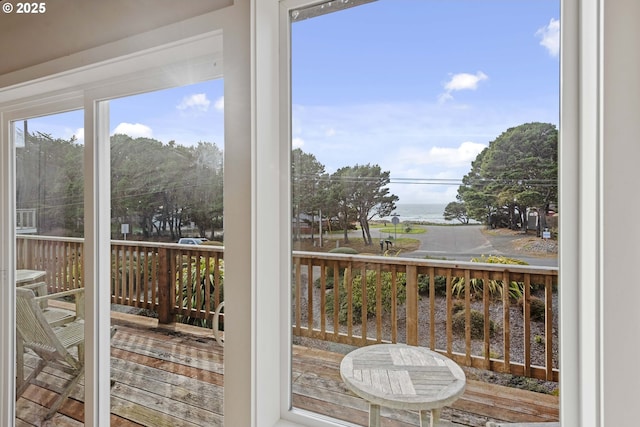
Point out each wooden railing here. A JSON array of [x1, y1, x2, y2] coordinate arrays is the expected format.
[[16, 235, 558, 382], [16, 236, 224, 326], [292, 251, 558, 382]]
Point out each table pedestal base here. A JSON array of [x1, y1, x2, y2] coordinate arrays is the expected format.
[[420, 408, 440, 427], [368, 405, 441, 427], [369, 404, 380, 427]]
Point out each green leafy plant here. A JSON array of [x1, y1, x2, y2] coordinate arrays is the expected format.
[[417, 274, 447, 295], [326, 270, 406, 324], [451, 255, 528, 300], [176, 257, 224, 328]]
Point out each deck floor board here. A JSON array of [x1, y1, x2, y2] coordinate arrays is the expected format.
[[15, 316, 558, 426]]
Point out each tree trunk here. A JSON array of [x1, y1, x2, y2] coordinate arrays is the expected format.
[[360, 218, 372, 245], [342, 213, 349, 243]]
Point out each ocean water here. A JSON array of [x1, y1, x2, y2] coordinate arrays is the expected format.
[[377, 203, 453, 224]]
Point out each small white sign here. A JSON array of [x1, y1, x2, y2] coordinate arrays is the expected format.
[[121, 224, 130, 234], [542, 231, 551, 239]]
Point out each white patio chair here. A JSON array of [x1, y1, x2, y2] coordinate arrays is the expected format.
[[20, 281, 80, 327], [15, 287, 115, 419]]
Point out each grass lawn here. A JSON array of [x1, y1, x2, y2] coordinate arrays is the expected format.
[[292, 236, 420, 255], [373, 224, 426, 235]]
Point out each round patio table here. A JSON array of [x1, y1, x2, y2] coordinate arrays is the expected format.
[[340, 343, 466, 427]]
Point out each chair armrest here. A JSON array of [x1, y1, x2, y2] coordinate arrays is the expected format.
[[21, 281, 50, 308], [21, 281, 48, 296], [34, 288, 85, 319]]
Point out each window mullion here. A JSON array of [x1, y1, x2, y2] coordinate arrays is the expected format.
[[83, 98, 112, 426]]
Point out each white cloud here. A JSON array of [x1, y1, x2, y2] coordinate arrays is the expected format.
[[325, 128, 336, 137], [536, 18, 560, 58], [439, 71, 488, 103], [292, 137, 305, 149], [397, 141, 487, 168], [112, 122, 153, 138], [214, 96, 224, 111], [444, 71, 488, 92], [177, 93, 211, 112]]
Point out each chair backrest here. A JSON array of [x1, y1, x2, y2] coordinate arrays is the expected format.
[[16, 287, 72, 359]]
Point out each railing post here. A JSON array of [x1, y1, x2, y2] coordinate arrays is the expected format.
[[406, 265, 418, 345], [157, 247, 175, 325]]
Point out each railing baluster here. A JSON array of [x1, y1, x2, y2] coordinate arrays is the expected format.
[[375, 264, 382, 343], [295, 258, 301, 336], [429, 267, 436, 350], [406, 265, 418, 346], [391, 265, 398, 343], [346, 263, 353, 340], [203, 253, 211, 320], [128, 246, 135, 305], [306, 258, 314, 332], [135, 245, 142, 307], [319, 259, 327, 337], [523, 273, 532, 377], [333, 260, 339, 341], [503, 270, 511, 372], [114, 245, 121, 304], [446, 269, 453, 357], [545, 275, 554, 380], [464, 269, 471, 365], [483, 270, 490, 369], [360, 263, 367, 345], [157, 247, 172, 324]]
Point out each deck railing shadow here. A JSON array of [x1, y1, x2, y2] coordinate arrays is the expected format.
[[16, 235, 558, 382]]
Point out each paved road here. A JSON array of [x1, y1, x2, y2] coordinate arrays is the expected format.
[[379, 225, 557, 267]]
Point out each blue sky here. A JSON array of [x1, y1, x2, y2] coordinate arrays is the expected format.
[[24, 0, 559, 205], [291, 0, 559, 204]]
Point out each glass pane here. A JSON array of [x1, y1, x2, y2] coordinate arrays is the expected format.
[[14, 110, 85, 423], [108, 80, 226, 425], [290, 1, 559, 425]]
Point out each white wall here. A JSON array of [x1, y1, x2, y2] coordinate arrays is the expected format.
[[602, 1, 640, 425]]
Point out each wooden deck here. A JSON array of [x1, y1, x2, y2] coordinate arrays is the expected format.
[[16, 312, 559, 427]]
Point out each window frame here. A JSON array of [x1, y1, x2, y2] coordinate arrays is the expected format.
[[0, 20, 231, 427], [266, 0, 598, 426], [0, 0, 618, 425]]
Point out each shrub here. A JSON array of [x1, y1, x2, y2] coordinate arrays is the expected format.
[[518, 295, 546, 322], [417, 274, 447, 295], [452, 301, 465, 314], [314, 265, 345, 290], [451, 255, 528, 300], [176, 257, 224, 328], [451, 309, 495, 339], [326, 270, 407, 324]]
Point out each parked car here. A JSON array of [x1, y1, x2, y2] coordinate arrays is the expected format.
[[177, 237, 207, 245]]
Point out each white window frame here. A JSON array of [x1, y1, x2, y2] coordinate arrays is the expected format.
[[2, 0, 639, 426], [259, 0, 605, 426], [0, 9, 238, 426]]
